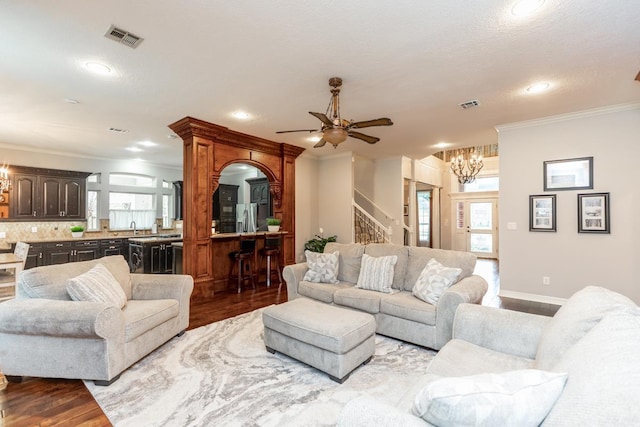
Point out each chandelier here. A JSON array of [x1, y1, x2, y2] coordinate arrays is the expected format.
[[450, 148, 484, 184], [0, 165, 9, 193]]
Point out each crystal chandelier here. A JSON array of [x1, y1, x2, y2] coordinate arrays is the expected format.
[[0, 165, 10, 193], [450, 148, 484, 184]]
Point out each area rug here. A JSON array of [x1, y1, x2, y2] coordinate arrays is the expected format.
[[85, 308, 436, 426]]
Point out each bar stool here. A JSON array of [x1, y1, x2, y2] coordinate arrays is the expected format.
[[228, 237, 256, 293], [260, 234, 283, 289]]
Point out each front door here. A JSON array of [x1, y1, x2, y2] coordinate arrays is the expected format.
[[452, 197, 498, 259]]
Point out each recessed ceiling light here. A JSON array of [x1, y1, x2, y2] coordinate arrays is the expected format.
[[84, 62, 112, 75], [526, 82, 551, 94], [126, 147, 143, 152], [307, 135, 322, 143], [64, 98, 79, 104], [434, 142, 451, 149], [511, 0, 545, 16], [232, 111, 250, 120], [138, 140, 157, 147], [167, 134, 178, 139]]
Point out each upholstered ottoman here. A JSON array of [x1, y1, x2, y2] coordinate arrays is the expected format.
[[262, 298, 376, 383]]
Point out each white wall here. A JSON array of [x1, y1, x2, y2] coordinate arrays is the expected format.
[[373, 157, 404, 245], [498, 104, 640, 303], [294, 153, 320, 262], [318, 152, 354, 244]]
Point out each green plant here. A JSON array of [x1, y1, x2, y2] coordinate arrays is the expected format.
[[304, 234, 337, 253], [266, 218, 281, 226], [70, 225, 85, 232]]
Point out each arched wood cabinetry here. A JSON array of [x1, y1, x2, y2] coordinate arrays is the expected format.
[[169, 117, 305, 296]]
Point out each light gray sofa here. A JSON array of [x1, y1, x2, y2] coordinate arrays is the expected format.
[[283, 243, 488, 351], [338, 286, 640, 426], [0, 255, 193, 385]]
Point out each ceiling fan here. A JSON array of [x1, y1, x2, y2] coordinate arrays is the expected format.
[[276, 77, 393, 148]]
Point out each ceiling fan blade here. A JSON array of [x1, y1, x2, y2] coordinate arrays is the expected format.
[[350, 118, 393, 129], [348, 131, 380, 144], [275, 129, 318, 134], [313, 139, 328, 148], [309, 112, 333, 126]]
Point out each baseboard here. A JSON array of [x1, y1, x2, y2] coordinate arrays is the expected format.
[[499, 290, 567, 306]]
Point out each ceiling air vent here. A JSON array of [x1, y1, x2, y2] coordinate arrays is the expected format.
[[104, 25, 143, 49], [458, 99, 480, 110]]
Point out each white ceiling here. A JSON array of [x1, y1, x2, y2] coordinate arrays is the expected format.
[[0, 1, 638, 168]]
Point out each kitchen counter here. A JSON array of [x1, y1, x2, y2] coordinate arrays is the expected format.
[[210, 231, 287, 240], [128, 234, 183, 244]]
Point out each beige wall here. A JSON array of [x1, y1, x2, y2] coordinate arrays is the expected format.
[[317, 152, 353, 244], [497, 104, 640, 303], [294, 153, 320, 262]]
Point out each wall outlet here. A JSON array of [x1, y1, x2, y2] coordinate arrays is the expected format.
[[542, 276, 551, 285], [507, 222, 517, 230], [176, 223, 183, 229], [31, 226, 38, 233], [0, 231, 6, 238]]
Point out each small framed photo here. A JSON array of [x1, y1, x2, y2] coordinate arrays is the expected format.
[[578, 192, 610, 233], [530, 194, 556, 232], [543, 157, 593, 191]]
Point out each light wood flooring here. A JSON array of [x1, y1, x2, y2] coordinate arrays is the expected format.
[[0, 259, 558, 426]]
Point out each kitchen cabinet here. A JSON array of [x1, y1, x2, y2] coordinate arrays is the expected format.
[[8, 166, 91, 220], [24, 243, 44, 270], [212, 184, 238, 233], [0, 190, 9, 219], [44, 240, 99, 265], [100, 238, 128, 261], [246, 177, 271, 231], [128, 237, 182, 274]]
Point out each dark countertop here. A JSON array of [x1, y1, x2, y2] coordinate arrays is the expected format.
[[128, 234, 183, 244]]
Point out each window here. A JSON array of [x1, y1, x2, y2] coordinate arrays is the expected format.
[[162, 194, 171, 228], [109, 173, 154, 187], [87, 190, 99, 231], [162, 180, 172, 189], [87, 173, 101, 183], [462, 176, 499, 192], [109, 192, 155, 229]]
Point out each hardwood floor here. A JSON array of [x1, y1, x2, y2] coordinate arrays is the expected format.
[[0, 260, 557, 426]]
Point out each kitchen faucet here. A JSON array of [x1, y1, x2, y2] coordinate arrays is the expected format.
[[130, 220, 137, 235]]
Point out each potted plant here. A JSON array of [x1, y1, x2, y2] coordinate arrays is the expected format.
[[70, 225, 85, 238], [304, 234, 337, 253], [266, 218, 281, 232]]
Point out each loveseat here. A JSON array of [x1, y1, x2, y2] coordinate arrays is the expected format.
[[0, 255, 193, 385], [337, 286, 640, 426], [283, 243, 488, 351]]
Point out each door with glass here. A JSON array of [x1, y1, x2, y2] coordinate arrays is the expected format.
[[452, 198, 498, 258]]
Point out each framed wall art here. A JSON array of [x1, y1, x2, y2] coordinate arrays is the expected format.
[[543, 157, 593, 191], [578, 192, 610, 233], [529, 194, 556, 232]]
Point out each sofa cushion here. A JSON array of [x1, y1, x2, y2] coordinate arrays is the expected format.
[[19, 255, 132, 300], [364, 244, 409, 290], [66, 263, 128, 309], [412, 369, 568, 427], [122, 299, 179, 342], [298, 280, 353, 304], [334, 287, 382, 314], [324, 242, 364, 283], [356, 254, 397, 294], [302, 250, 339, 284], [535, 286, 636, 370], [380, 292, 436, 326], [542, 309, 640, 426], [405, 247, 476, 292], [412, 258, 462, 305]]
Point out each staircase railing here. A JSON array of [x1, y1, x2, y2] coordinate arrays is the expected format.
[[353, 201, 391, 244]]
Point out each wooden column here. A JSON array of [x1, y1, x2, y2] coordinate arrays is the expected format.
[[168, 117, 304, 297]]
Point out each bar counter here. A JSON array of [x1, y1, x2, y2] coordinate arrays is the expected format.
[[207, 231, 287, 295]]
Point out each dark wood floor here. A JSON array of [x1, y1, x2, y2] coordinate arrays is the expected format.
[[0, 260, 558, 426]]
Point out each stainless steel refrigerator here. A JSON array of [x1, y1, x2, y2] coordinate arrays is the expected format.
[[236, 203, 257, 233]]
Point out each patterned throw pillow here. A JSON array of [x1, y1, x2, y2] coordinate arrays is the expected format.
[[412, 258, 462, 305], [303, 250, 340, 284], [355, 254, 397, 293], [66, 263, 128, 309], [412, 369, 568, 427]]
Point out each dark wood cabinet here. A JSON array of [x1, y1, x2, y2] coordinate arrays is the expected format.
[[213, 184, 238, 233], [8, 166, 90, 221], [129, 240, 179, 274], [246, 177, 271, 231], [100, 239, 127, 261], [44, 240, 99, 265], [24, 243, 44, 270]]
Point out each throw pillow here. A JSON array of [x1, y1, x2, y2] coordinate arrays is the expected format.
[[66, 263, 128, 309], [355, 253, 397, 293], [303, 250, 340, 284], [412, 369, 568, 427], [412, 258, 462, 305]]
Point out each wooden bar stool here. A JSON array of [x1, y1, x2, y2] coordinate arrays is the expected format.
[[259, 234, 282, 289], [228, 237, 256, 293]]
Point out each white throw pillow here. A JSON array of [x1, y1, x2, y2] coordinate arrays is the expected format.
[[356, 253, 397, 293], [66, 263, 128, 309], [303, 250, 340, 284], [412, 258, 462, 304], [412, 369, 568, 427]]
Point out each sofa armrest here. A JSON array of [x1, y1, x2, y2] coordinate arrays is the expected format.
[[453, 303, 550, 359], [0, 298, 122, 339], [131, 274, 193, 331], [433, 274, 488, 350], [337, 397, 431, 427], [282, 262, 308, 300]]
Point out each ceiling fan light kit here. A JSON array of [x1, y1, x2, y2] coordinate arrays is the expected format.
[[276, 77, 393, 148]]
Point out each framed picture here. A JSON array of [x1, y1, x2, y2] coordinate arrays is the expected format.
[[529, 194, 556, 232], [543, 157, 593, 191], [578, 192, 610, 233]]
